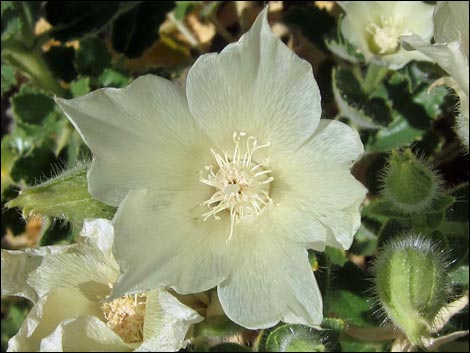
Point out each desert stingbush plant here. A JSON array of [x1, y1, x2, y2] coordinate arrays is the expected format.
[[1, 1, 468, 352]]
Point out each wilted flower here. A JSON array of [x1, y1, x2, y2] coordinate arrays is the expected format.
[[338, 1, 435, 69], [56, 8, 367, 329], [1, 219, 202, 352], [401, 1, 469, 150]]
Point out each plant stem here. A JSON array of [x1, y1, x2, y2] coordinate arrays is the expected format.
[[363, 63, 388, 96], [2, 40, 64, 96]]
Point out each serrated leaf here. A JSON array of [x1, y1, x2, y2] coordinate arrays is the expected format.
[[43, 45, 77, 82], [266, 324, 339, 352], [45, 1, 122, 41], [367, 113, 425, 152], [69, 77, 90, 97], [333, 68, 391, 129], [324, 263, 378, 328], [112, 1, 175, 58], [75, 36, 110, 76], [1, 61, 17, 95], [11, 85, 55, 125], [7, 163, 116, 225], [98, 68, 131, 88], [10, 143, 61, 185], [412, 85, 448, 118], [1, 1, 22, 42]]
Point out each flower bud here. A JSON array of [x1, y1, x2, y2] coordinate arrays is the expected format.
[[374, 235, 449, 345], [382, 149, 441, 214], [266, 324, 336, 352]]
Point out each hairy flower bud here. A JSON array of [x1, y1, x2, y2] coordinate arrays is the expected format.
[[373, 235, 450, 345], [382, 149, 441, 214]]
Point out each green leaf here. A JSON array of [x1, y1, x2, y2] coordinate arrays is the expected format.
[[350, 225, 378, 257], [75, 36, 110, 76], [98, 68, 131, 88], [1, 300, 32, 352], [10, 143, 61, 185], [1, 1, 22, 42], [39, 218, 74, 246], [367, 113, 425, 152], [209, 343, 251, 352], [333, 68, 391, 129], [11, 85, 55, 125], [112, 1, 175, 58], [449, 265, 469, 288], [445, 183, 469, 222], [70, 77, 90, 97], [193, 315, 244, 338], [43, 45, 77, 82], [266, 324, 339, 352], [174, 1, 198, 20], [325, 246, 347, 267], [324, 263, 378, 328], [283, 5, 335, 51], [1, 61, 17, 95], [7, 163, 116, 225], [45, 1, 122, 41], [412, 85, 448, 119]]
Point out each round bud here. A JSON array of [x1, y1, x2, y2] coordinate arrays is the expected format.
[[266, 324, 336, 352], [373, 235, 450, 346], [382, 149, 441, 214]]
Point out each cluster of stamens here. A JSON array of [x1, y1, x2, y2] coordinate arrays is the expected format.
[[366, 15, 405, 55], [102, 293, 147, 344], [200, 132, 274, 242]]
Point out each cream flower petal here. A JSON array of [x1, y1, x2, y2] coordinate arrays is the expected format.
[[56, 75, 212, 206], [1, 246, 72, 303], [401, 35, 469, 97], [8, 287, 102, 352], [433, 1, 469, 55], [111, 189, 230, 298], [1, 219, 118, 304], [40, 316, 134, 352], [271, 120, 367, 249], [339, 1, 434, 69], [218, 227, 322, 329], [137, 289, 203, 352], [186, 7, 321, 154]]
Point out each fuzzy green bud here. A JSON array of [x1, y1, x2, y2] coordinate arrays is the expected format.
[[374, 235, 449, 346], [382, 149, 441, 214], [266, 324, 336, 352]]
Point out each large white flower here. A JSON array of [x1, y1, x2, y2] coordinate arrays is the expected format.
[[56, 8, 367, 329], [401, 1, 469, 150], [338, 1, 435, 69], [1, 219, 202, 352]]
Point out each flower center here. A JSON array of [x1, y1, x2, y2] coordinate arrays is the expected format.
[[102, 293, 146, 344], [367, 16, 404, 55], [200, 132, 274, 242]]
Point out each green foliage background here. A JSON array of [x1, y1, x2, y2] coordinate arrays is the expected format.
[[1, 1, 468, 352]]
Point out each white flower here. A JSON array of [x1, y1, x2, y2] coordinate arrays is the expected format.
[[0, 219, 202, 352], [338, 1, 435, 69], [56, 8, 367, 329], [401, 1, 469, 150]]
